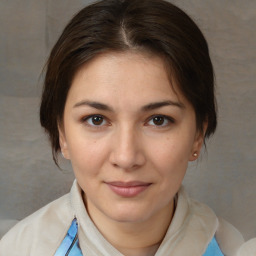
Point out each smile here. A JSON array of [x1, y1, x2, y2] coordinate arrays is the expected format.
[[105, 181, 152, 197]]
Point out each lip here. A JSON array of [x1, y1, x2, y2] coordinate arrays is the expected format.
[[105, 181, 151, 197]]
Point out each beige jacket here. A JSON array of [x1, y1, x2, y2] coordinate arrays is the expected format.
[[0, 180, 247, 256]]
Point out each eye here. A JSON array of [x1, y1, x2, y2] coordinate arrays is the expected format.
[[83, 115, 107, 126], [147, 115, 174, 127]]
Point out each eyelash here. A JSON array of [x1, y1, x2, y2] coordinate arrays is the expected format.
[[81, 115, 109, 128], [81, 114, 175, 128], [146, 115, 175, 128]]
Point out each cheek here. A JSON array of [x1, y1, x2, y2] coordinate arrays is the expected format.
[[149, 134, 194, 179], [67, 136, 108, 176], [153, 135, 193, 163]]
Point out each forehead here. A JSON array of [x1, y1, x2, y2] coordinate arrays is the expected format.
[[67, 51, 187, 107]]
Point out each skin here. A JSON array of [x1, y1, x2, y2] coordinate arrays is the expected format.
[[59, 52, 205, 256]]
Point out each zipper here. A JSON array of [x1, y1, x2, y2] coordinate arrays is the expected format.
[[65, 233, 78, 256]]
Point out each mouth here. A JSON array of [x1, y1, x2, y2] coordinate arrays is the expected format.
[[105, 181, 152, 197]]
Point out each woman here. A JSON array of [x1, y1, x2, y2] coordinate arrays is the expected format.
[[0, 0, 248, 255]]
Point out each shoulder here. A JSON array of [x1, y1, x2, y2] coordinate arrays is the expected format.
[[237, 238, 256, 256], [0, 193, 74, 256], [215, 218, 244, 256], [218, 224, 256, 256], [215, 217, 244, 256], [184, 191, 244, 256]]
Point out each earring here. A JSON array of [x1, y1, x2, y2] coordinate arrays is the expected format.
[[193, 152, 198, 157], [61, 151, 65, 157]]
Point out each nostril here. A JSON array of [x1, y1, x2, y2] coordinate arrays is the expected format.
[[109, 149, 146, 170]]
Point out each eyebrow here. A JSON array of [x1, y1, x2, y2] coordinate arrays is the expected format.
[[141, 100, 185, 111], [73, 100, 114, 111], [73, 100, 184, 111]]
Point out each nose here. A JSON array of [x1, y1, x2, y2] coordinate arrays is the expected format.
[[109, 126, 146, 171]]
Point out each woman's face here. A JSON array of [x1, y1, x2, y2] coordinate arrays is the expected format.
[[59, 52, 204, 224]]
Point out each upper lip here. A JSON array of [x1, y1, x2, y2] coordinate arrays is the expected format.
[[105, 181, 151, 187]]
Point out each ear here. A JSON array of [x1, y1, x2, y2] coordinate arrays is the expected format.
[[189, 122, 207, 161], [58, 124, 70, 160]]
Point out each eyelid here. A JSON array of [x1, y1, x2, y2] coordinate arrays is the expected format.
[[145, 114, 175, 127], [81, 114, 110, 127], [80, 114, 174, 128], [81, 114, 102, 121]]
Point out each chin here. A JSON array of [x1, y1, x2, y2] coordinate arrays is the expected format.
[[106, 204, 153, 223], [110, 213, 146, 223]]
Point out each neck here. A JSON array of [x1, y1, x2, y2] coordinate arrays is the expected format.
[[86, 199, 175, 256]]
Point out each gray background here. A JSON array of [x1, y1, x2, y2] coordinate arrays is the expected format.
[[0, 0, 255, 240]]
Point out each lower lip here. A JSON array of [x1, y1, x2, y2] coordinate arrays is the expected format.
[[107, 184, 150, 197]]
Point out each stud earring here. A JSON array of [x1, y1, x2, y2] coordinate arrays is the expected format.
[[193, 152, 198, 157]]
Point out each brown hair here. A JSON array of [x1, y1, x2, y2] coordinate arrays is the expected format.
[[40, 0, 217, 165]]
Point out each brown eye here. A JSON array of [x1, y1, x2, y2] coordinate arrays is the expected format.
[[147, 115, 174, 127], [92, 116, 104, 125], [152, 116, 165, 126], [85, 115, 106, 126]]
